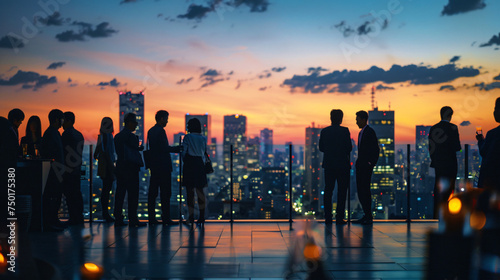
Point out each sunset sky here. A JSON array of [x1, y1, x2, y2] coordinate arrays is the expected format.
[[1, 0, 499, 145]]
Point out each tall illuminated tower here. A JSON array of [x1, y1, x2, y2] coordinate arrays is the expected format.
[[260, 128, 273, 167], [185, 113, 211, 140], [223, 114, 247, 181], [368, 108, 395, 218], [304, 123, 323, 213], [119, 90, 145, 143]]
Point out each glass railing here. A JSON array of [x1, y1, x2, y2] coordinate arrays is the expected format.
[[65, 142, 481, 223]]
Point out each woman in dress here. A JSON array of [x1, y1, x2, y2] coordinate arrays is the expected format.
[[94, 117, 116, 222], [182, 118, 208, 227]]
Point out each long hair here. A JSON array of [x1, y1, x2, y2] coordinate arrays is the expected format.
[[187, 118, 202, 133], [25, 115, 42, 141], [100, 117, 114, 134]]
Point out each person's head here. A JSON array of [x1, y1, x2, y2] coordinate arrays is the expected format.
[[494, 97, 500, 123], [48, 109, 64, 128], [440, 106, 453, 121], [25, 116, 42, 139], [99, 117, 114, 134], [187, 118, 201, 133], [356, 110, 368, 128], [123, 113, 138, 131], [155, 110, 169, 127], [330, 109, 344, 125], [8, 108, 25, 128], [63, 111, 75, 130]]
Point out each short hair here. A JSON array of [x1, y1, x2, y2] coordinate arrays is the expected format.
[[8, 108, 25, 123], [187, 118, 202, 133], [100, 117, 114, 134], [356, 110, 368, 120], [330, 109, 343, 124], [63, 111, 75, 123], [48, 109, 64, 124], [155, 110, 169, 122], [495, 97, 500, 111], [124, 113, 137, 124], [440, 106, 453, 119]]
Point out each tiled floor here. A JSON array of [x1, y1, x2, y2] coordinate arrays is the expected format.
[[23, 221, 438, 279]]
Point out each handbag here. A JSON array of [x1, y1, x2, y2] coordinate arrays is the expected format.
[[204, 151, 214, 174], [143, 138, 152, 170]]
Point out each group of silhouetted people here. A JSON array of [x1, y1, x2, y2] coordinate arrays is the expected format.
[[319, 110, 379, 225], [321, 98, 500, 225]]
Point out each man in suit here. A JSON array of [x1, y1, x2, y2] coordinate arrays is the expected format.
[[428, 106, 461, 219], [62, 111, 85, 225], [353, 110, 379, 225], [41, 109, 65, 231], [114, 113, 146, 227], [476, 97, 500, 191], [319, 109, 352, 225], [147, 110, 181, 226]]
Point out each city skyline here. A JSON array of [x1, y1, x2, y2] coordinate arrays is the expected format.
[[1, 1, 499, 145]]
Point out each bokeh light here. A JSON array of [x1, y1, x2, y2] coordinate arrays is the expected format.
[[448, 198, 462, 214]]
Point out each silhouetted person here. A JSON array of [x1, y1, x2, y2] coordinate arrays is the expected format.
[[61, 111, 85, 225], [94, 117, 116, 222], [8, 108, 24, 144], [182, 118, 208, 227], [114, 113, 146, 227], [319, 109, 352, 225], [147, 110, 181, 226], [353, 110, 379, 225], [476, 97, 500, 191], [20, 115, 42, 158], [40, 109, 65, 231], [0, 110, 24, 232], [429, 106, 461, 219]]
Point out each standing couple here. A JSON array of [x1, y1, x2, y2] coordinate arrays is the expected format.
[[320, 109, 379, 225]]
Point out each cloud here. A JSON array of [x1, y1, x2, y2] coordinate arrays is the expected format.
[[178, 4, 213, 20], [258, 72, 271, 79], [56, 21, 118, 42], [35, 12, 68, 26], [449, 56, 460, 63], [283, 63, 480, 93], [479, 33, 500, 48], [439, 85, 456, 91], [494, 74, 500, 81], [475, 82, 500, 91], [259, 86, 267, 91], [328, 83, 365, 94], [201, 69, 221, 77], [460, 121, 471, 126], [231, 0, 270, 12], [0, 35, 25, 49], [97, 78, 120, 87], [47, 62, 66, 70], [120, 0, 138, 3], [0, 70, 57, 90], [334, 15, 389, 38], [235, 80, 242, 90], [271, 67, 286, 72], [441, 0, 486, 16], [176, 77, 193, 85], [376, 84, 395, 90]]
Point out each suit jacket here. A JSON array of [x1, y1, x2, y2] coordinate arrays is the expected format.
[[41, 126, 64, 164], [0, 117, 19, 168], [356, 125, 379, 169], [319, 124, 352, 169], [428, 121, 461, 170], [62, 127, 85, 176], [147, 124, 180, 172], [114, 127, 141, 171], [478, 125, 500, 189]]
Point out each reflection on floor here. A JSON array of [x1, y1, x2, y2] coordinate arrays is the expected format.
[[26, 221, 437, 279]]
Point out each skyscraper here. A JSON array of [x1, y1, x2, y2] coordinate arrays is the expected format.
[[223, 114, 247, 181], [415, 125, 432, 192], [304, 123, 323, 214], [185, 113, 211, 140], [247, 136, 260, 172], [368, 108, 395, 218], [260, 128, 273, 167], [119, 90, 145, 143]]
